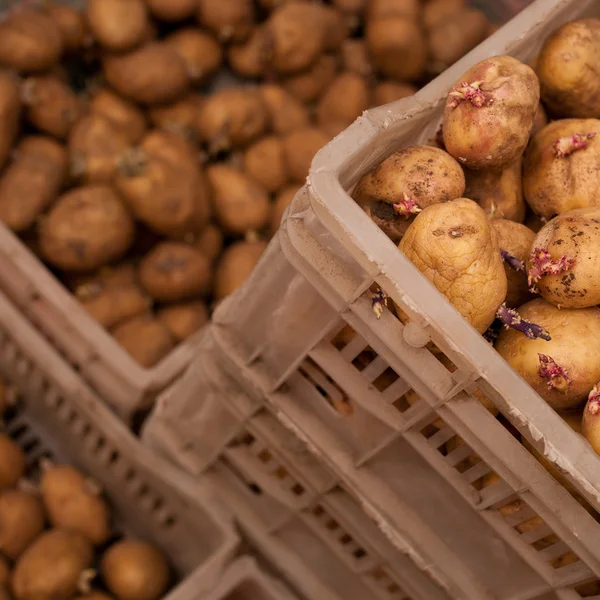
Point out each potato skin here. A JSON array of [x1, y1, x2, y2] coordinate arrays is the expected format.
[[46, 5, 88, 52], [157, 302, 208, 341], [0, 10, 62, 72], [146, 0, 197, 22], [214, 240, 268, 300], [86, 0, 149, 52], [316, 72, 370, 132], [0, 136, 67, 232], [523, 119, 600, 218], [373, 82, 417, 107], [496, 299, 600, 410], [537, 19, 600, 119], [148, 95, 203, 142], [259, 85, 310, 135], [0, 490, 45, 560], [228, 26, 270, 79], [39, 185, 134, 272], [282, 55, 338, 104], [89, 89, 147, 145], [163, 28, 221, 85], [282, 127, 329, 183], [192, 224, 223, 262], [197, 0, 255, 42], [527, 207, 600, 309], [400, 198, 507, 333], [104, 43, 189, 105], [443, 56, 540, 170], [0, 433, 25, 489], [243, 136, 289, 193], [491, 219, 535, 308], [0, 72, 22, 169]]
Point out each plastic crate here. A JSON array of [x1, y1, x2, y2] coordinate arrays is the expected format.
[[0, 287, 239, 598]]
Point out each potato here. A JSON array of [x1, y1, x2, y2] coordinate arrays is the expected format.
[[259, 85, 310, 136], [526, 207, 600, 309], [157, 302, 208, 342], [367, 0, 420, 20], [101, 540, 170, 600], [0, 434, 24, 489], [282, 127, 329, 183], [116, 131, 210, 238], [0, 136, 67, 232], [0, 72, 21, 170], [228, 27, 270, 79], [537, 19, 600, 119], [443, 56, 540, 170], [46, 5, 88, 52], [206, 165, 270, 234], [76, 594, 113, 600], [491, 219, 535, 309], [352, 146, 466, 243], [423, 0, 465, 29], [495, 299, 600, 411], [584, 393, 600, 456], [197, 0, 254, 42], [41, 464, 110, 546], [104, 43, 189, 105], [112, 316, 175, 368], [316, 72, 370, 133], [321, 5, 350, 52], [366, 18, 427, 82], [428, 9, 489, 74], [73, 263, 138, 294], [194, 87, 268, 153], [22, 75, 82, 139], [282, 55, 338, 104], [523, 119, 600, 218], [146, 0, 197, 22], [139, 242, 211, 302], [86, 0, 148, 52], [464, 157, 525, 222], [243, 136, 289, 193], [12, 529, 94, 600], [0, 490, 45, 560], [148, 95, 203, 142], [266, 3, 328, 74], [69, 114, 131, 184], [39, 185, 134, 272], [163, 29, 221, 85], [0, 10, 62, 72], [192, 225, 223, 262], [0, 555, 8, 587], [400, 198, 507, 333], [214, 240, 268, 300], [373, 82, 417, 107], [89, 90, 147, 146], [272, 185, 299, 230], [333, 0, 364, 16], [340, 40, 372, 78], [531, 102, 549, 139]]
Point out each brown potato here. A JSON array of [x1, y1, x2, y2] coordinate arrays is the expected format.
[[22, 75, 82, 139], [464, 157, 526, 222], [0, 136, 67, 232], [282, 127, 329, 183], [104, 43, 189, 105], [491, 219, 535, 308], [366, 18, 427, 82], [146, 0, 197, 22], [101, 540, 170, 600], [0, 490, 45, 560], [282, 55, 338, 104], [0, 71, 21, 170], [148, 95, 203, 142], [537, 19, 600, 119], [523, 119, 600, 218], [352, 146, 466, 243], [89, 90, 147, 146], [228, 26, 270, 79], [69, 114, 131, 183], [0, 555, 8, 588], [46, 5, 88, 52], [0, 434, 25, 489], [367, 0, 420, 20], [333, 0, 364, 16], [86, 0, 149, 52], [423, 0, 465, 29], [316, 72, 370, 132], [207, 165, 271, 234], [400, 198, 507, 333], [443, 56, 540, 170], [272, 185, 299, 230], [340, 40, 372, 78], [39, 185, 134, 272], [243, 136, 289, 193], [321, 5, 350, 52], [197, 0, 254, 42], [112, 316, 175, 368], [41, 464, 110, 545], [214, 240, 268, 300], [0, 10, 62, 72], [163, 28, 221, 85], [139, 242, 211, 302], [192, 224, 223, 262], [75, 594, 113, 600], [12, 529, 94, 600], [116, 131, 210, 238], [259, 85, 310, 136], [373, 82, 417, 107], [266, 3, 328, 74], [157, 302, 208, 342], [194, 87, 268, 153]]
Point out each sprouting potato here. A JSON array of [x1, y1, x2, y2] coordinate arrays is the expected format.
[[86, 0, 149, 52], [282, 127, 330, 183], [443, 56, 540, 170], [157, 302, 209, 342], [372, 82, 417, 107], [282, 55, 338, 104], [214, 240, 268, 300], [0, 71, 21, 170], [0, 489, 45, 559], [243, 136, 289, 193], [89, 89, 147, 146], [259, 85, 310, 136], [112, 316, 175, 368], [0, 136, 67, 232], [45, 5, 88, 52], [146, 0, 198, 22], [196, 0, 255, 42], [400, 198, 507, 333]]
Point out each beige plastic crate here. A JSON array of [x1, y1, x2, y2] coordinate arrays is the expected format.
[[0, 287, 239, 598]]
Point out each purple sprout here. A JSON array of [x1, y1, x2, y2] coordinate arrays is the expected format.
[[496, 304, 551, 341], [500, 249, 526, 273], [553, 132, 596, 158], [538, 354, 571, 392], [527, 248, 575, 293]]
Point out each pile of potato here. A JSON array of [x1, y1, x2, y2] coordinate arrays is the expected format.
[[353, 17, 600, 490], [0, 0, 497, 368], [0, 380, 171, 600]]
